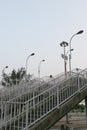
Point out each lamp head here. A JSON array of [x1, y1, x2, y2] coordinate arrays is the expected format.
[[5, 66, 8, 68], [31, 53, 35, 56], [76, 30, 84, 35], [70, 49, 74, 51], [60, 41, 68, 47], [42, 59, 45, 62]]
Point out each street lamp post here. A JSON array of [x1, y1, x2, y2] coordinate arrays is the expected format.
[[25, 53, 35, 75], [2, 66, 8, 74], [2, 66, 8, 86], [69, 30, 84, 73], [38, 60, 45, 78], [60, 41, 69, 123]]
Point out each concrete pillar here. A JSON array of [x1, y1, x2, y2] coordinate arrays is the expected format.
[[61, 125, 65, 130], [66, 114, 69, 124], [65, 126, 70, 130], [85, 97, 87, 127], [61, 125, 70, 130]]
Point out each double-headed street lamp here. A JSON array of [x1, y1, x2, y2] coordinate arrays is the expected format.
[[25, 53, 35, 75], [38, 59, 45, 78], [69, 30, 84, 73], [60, 41, 69, 124]]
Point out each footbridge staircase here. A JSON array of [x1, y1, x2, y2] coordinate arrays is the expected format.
[[0, 68, 87, 130]]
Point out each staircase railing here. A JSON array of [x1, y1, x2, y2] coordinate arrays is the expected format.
[[0, 68, 87, 130]]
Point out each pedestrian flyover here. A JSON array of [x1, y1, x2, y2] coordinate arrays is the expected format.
[[0, 68, 87, 130]]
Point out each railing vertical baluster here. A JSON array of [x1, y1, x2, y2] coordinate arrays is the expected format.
[[78, 74, 80, 91], [33, 91, 35, 122], [57, 86, 59, 107], [25, 103, 28, 129], [1, 97, 3, 130]]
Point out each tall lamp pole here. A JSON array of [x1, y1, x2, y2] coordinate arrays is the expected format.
[[38, 59, 45, 78], [60, 41, 68, 123], [69, 30, 84, 73], [25, 53, 35, 75]]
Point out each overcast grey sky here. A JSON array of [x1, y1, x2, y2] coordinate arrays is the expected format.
[[0, 0, 87, 78]]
